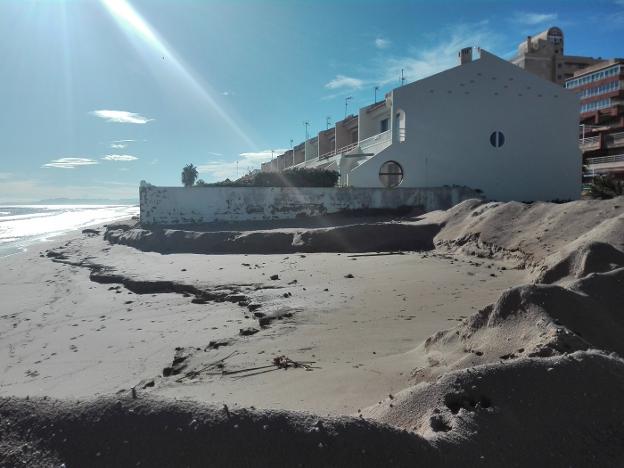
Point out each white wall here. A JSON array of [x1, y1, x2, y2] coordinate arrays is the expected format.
[[359, 102, 390, 140], [139, 185, 481, 225], [348, 51, 581, 202]]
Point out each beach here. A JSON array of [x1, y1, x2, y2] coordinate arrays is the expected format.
[[1, 197, 624, 466]]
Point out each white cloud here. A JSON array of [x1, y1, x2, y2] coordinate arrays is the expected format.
[[197, 149, 288, 181], [375, 37, 391, 49], [207, 151, 223, 156], [102, 154, 139, 161], [513, 12, 558, 25], [91, 110, 154, 124], [221, 91, 235, 96], [42, 158, 99, 169], [374, 21, 502, 85], [238, 149, 288, 163], [110, 143, 127, 149], [325, 75, 364, 90], [0, 172, 12, 180]]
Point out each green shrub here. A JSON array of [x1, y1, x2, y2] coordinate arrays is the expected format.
[[205, 168, 339, 187], [587, 175, 624, 199]]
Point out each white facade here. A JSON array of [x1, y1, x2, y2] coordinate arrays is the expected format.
[[263, 49, 581, 202]]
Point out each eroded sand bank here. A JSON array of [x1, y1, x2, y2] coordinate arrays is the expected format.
[[2, 197, 624, 467]]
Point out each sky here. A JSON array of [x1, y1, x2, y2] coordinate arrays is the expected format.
[[0, 0, 623, 202]]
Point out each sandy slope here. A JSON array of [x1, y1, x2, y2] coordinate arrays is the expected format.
[[2, 196, 624, 467]]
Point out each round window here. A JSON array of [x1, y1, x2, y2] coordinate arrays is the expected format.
[[379, 161, 404, 188], [490, 131, 505, 148]]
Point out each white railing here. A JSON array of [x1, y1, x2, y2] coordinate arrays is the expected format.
[[585, 153, 624, 165], [579, 135, 600, 148], [609, 131, 624, 146], [359, 130, 391, 152], [580, 132, 624, 149], [319, 142, 358, 160]]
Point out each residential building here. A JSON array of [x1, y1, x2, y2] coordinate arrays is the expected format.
[[510, 27, 600, 85], [263, 47, 581, 202], [566, 59, 624, 181]]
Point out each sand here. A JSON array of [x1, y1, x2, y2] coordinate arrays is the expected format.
[[1, 196, 624, 467]]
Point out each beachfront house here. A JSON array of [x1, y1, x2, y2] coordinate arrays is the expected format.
[[261, 48, 581, 202]]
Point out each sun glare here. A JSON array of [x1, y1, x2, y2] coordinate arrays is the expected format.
[[99, 0, 256, 149]]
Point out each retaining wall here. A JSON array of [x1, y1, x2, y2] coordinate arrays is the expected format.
[[139, 184, 481, 225]]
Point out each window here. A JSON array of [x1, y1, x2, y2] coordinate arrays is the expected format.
[[565, 65, 621, 89], [380, 118, 389, 133], [490, 131, 505, 148], [379, 161, 403, 188], [580, 98, 611, 113]]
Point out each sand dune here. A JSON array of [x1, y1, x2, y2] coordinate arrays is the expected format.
[[2, 197, 624, 466]]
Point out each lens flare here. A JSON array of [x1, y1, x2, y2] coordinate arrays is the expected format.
[[100, 0, 256, 149]]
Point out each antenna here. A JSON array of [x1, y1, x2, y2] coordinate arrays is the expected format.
[[290, 138, 293, 149], [344, 96, 352, 118], [401, 69, 405, 86], [326, 116, 332, 129], [303, 121, 310, 140], [374, 85, 379, 104]]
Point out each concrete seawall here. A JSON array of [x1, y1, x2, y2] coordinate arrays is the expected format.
[[139, 185, 482, 225]]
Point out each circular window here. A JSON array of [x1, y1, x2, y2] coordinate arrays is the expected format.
[[379, 161, 404, 188], [490, 131, 505, 148]]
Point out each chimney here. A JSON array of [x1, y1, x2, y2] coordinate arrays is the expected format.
[[459, 47, 473, 65]]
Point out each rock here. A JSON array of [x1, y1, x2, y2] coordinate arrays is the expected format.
[[270, 274, 279, 280], [247, 303, 262, 312], [206, 339, 230, 350], [239, 327, 259, 336], [345, 274, 354, 278]]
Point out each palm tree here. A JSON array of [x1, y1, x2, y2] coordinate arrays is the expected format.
[[181, 164, 198, 187]]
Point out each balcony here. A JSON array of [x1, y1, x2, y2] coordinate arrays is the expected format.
[[358, 129, 391, 153], [579, 135, 601, 150], [579, 131, 624, 151], [585, 153, 624, 175], [318, 130, 391, 161]]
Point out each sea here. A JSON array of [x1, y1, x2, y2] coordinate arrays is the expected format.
[[0, 204, 139, 258]]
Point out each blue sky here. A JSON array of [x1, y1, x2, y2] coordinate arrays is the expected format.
[[0, 0, 623, 202]]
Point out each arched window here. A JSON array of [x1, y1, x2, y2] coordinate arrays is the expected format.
[[379, 161, 404, 188], [395, 109, 406, 142]]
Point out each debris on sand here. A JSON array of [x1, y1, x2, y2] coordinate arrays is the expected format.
[[239, 327, 259, 336]]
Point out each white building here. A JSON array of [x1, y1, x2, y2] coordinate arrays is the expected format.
[[262, 48, 581, 202]]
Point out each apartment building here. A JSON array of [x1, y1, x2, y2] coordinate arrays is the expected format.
[[262, 48, 581, 202], [510, 27, 600, 85], [566, 59, 624, 181]]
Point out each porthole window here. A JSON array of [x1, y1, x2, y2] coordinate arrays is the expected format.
[[490, 131, 505, 148], [379, 161, 404, 188]]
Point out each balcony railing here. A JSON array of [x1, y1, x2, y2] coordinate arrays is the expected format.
[[579, 131, 624, 150], [585, 153, 624, 166], [319, 142, 358, 160], [579, 135, 600, 148], [359, 130, 391, 152], [318, 131, 392, 161]]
